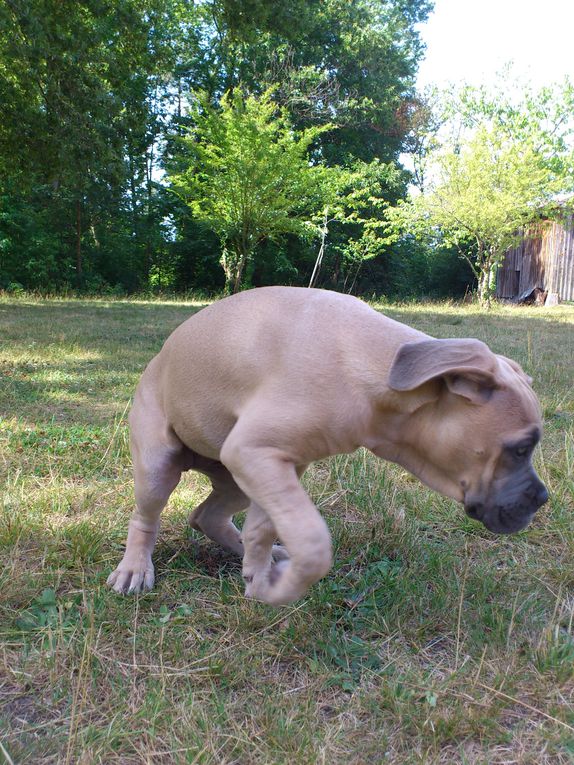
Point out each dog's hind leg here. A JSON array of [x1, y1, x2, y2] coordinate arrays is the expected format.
[[107, 389, 183, 594], [188, 456, 248, 556], [189, 455, 288, 561]]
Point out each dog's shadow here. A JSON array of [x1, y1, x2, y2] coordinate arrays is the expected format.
[[153, 534, 242, 580]]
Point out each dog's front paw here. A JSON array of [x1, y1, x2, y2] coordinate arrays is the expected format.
[[271, 544, 289, 562], [107, 560, 155, 594], [243, 559, 304, 605]]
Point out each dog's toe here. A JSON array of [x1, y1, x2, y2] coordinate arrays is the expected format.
[[127, 571, 152, 594], [108, 571, 131, 594], [107, 566, 154, 595]]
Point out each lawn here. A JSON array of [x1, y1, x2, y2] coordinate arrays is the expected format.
[[0, 294, 573, 765]]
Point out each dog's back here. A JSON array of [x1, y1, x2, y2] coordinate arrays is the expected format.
[[146, 287, 422, 460]]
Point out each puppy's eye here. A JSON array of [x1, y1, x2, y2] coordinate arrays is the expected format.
[[514, 446, 529, 458]]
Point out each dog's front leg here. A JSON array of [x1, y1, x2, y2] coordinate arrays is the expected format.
[[241, 502, 288, 599], [221, 439, 332, 605]]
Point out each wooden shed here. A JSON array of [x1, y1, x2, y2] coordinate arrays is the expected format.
[[496, 212, 574, 302]]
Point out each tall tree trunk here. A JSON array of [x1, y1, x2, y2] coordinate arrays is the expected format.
[[220, 246, 238, 294], [233, 245, 251, 293], [478, 257, 499, 306]]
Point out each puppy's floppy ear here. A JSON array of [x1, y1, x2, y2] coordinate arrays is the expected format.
[[497, 354, 533, 386], [389, 338, 501, 405]]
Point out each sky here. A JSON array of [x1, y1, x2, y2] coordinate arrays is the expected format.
[[416, 0, 574, 91]]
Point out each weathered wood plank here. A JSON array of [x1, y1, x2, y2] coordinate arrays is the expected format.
[[496, 215, 574, 301]]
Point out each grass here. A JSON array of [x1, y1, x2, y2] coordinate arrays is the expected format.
[[0, 293, 573, 764]]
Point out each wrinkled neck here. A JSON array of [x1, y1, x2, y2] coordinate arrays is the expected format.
[[363, 385, 464, 503]]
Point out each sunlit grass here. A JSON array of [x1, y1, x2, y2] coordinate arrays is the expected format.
[[0, 294, 573, 764]]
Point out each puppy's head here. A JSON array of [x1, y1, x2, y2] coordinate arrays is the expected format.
[[389, 338, 548, 534]]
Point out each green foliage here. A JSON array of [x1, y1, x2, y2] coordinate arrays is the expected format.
[[170, 90, 334, 292], [453, 74, 574, 189], [170, 86, 412, 292], [0, 184, 64, 289], [366, 236, 475, 300], [394, 80, 574, 303], [15, 588, 83, 651], [0, 0, 178, 291], [321, 160, 408, 289], [0, 0, 430, 295], [8, 3, 573, 302], [180, 0, 431, 163]]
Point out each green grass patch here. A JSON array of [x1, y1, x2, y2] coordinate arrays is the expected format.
[[1, 295, 573, 764]]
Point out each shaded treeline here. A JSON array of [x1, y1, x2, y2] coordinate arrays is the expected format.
[[0, 0, 473, 297]]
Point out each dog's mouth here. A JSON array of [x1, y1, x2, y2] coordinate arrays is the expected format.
[[463, 468, 548, 535], [464, 503, 535, 534]]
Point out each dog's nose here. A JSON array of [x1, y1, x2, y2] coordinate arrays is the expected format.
[[535, 483, 549, 508]]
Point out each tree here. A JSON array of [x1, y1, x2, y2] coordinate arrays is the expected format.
[[0, 0, 180, 290], [164, 0, 429, 292], [394, 80, 574, 304], [172, 0, 431, 165], [307, 159, 404, 291], [169, 90, 333, 293], [0, 0, 431, 293]]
